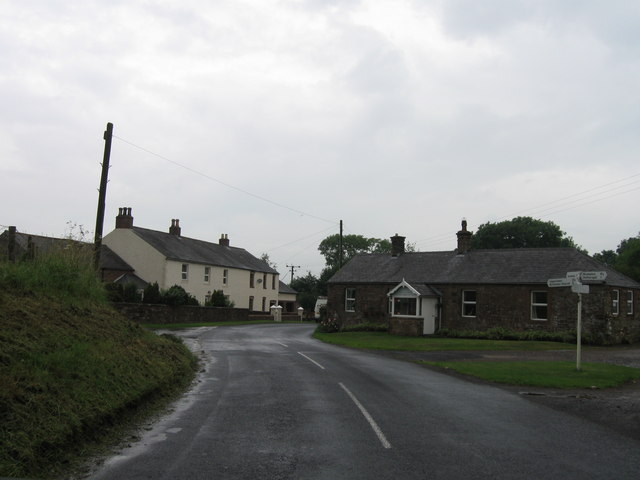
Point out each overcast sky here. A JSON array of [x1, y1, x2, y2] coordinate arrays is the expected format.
[[2, 0, 639, 279]]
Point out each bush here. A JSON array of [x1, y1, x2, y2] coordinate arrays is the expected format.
[[160, 285, 199, 307], [316, 317, 340, 333], [437, 327, 578, 344], [205, 289, 233, 307], [341, 322, 388, 333], [143, 282, 162, 304]]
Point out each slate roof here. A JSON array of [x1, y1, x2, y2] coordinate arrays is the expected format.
[[100, 245, 134, 271], [279, 281, 297, 295], [329, 248, 640, 288], [113, 272, 148, 289], [131, 227, 278, 274]]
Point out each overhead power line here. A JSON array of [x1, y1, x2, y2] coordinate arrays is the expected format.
[[113, 135, 338, 225], [415, 171, 640, 251]]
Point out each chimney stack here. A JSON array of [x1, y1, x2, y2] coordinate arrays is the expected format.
[[115, 207, 134, 229], [219, 234, 230, 247], [169, 219, 181, 236], [456, 218, 472, 254], [7, 226, 17, 262], [391, 233, 405, 257]]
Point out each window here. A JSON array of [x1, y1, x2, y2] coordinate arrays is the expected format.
[[627, 291, 634, 315], [272, 275, 276, 290], [263, 273, 267, 289], [181, 264, 189, 281], [262, 297, 266, 312], [345, 288, 356, 312], [204, 267, 210, 283], [249, 296, 254, 311], [612, 290, 619, 316], [462, 290, 477, 317], [223, 269, 228, 285], [250, 272, 255, 288], [531, 291, 548, 320], [393, 297, 418, 316]]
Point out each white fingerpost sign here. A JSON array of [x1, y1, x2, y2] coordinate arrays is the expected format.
[[546, 271, 602, 371]]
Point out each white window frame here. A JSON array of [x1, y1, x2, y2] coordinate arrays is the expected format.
[[627, 291, 634, 315], [392, 296, 420, 317], [462, 290, 477, 318], [612, 290, 619, 316], [181, 263, 189, 281], [345, 288, 356, 312], [531, 291, 548, 321], [204, 266, 210, 283], [223, 269, 228, 286]]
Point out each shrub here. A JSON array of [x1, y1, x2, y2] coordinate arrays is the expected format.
[[206, 289, 233, 307], [160, 285, 199, 306], [143, 282, 162, 304], [341, 322, 388, 333], [437, 327, 578, 344], [316, 317, 339, 333]]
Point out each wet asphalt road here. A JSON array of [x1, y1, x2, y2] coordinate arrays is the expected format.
[[89, 324, 640, 479]]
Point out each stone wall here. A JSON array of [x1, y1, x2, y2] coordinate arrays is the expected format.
[[389, 317, 421, 336], [112, 303, 250, 324], [327, 283, 392, 327], [328, 282, 640, 343]]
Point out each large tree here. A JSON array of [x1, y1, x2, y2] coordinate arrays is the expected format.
[[595, 233, 640, 282], [318, 234, 391, 271], [471, 216, 579, 250], [290, 272, 319, 311]]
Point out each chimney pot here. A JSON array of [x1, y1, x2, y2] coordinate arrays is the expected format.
[[169, 219, 181, 236], [115, 207, 134, 229]]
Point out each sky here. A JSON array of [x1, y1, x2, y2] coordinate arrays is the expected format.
[[2, 0, 639, 280]]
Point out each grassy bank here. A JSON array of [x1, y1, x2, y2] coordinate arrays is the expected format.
[[312, 331, 576, 351], [0, 252, 198, 478]]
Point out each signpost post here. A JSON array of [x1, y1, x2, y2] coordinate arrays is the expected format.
[[546, 271, 606, 371]]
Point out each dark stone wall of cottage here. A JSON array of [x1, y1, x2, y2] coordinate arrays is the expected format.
[[328, 282, 640, 343], [112, 303, 251, 324], [389, 317, 421, 336], [327, 283, 392, 326]]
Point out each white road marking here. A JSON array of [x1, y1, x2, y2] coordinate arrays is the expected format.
[[297, 352, 325, 370], [276, 342, 288, 347], [339, 382, 392, 449]]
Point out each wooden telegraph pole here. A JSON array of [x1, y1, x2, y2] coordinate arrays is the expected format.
[[94, 122, 113, 273]]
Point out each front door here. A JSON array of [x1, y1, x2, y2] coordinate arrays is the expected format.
[[421, 297, 438, 334]]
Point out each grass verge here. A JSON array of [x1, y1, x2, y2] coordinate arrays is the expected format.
[[0, 253, 198, 479], [312, 331, 576, 351], [421, 361, 640, 388]]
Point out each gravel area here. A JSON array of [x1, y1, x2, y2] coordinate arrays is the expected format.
[[369, 345, 640, 440]]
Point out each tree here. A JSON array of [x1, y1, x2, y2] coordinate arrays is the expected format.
[[471, 217, 580, 250], [318, 234, 391, 271], [290, 272, 319, 311], [260, 253, 277, 270], [614, 234, 640, 282], [593, 249, 617, 266]]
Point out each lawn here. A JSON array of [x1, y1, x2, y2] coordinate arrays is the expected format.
[[312, 331, 576, 352], [421, 361, 640, 388]]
